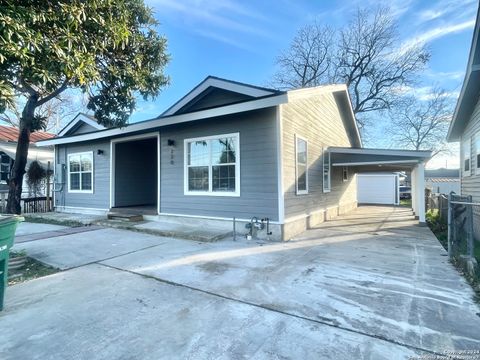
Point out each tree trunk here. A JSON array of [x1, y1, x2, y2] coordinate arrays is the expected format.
[[6, 96, 36, 214]]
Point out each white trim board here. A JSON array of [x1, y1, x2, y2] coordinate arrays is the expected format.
[[38, 94, 288, 147], [332, 160, 420, 166], [328, 147, 431, 158]]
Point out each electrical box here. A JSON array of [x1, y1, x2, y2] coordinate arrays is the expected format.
[[55, 164, 65, 184]]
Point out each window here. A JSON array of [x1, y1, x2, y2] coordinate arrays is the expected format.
[[463, 138, 471, 176], [475, 132, 480, 175], [295, 135, 308, 194], [342, 166, 348, 182], [0, 153, 11, 183], [323, 149, 331, 192], [184, 133, 240, 196], [68, 152, 93, 192]]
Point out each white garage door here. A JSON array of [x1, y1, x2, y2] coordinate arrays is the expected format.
[[357, 174, 398, 205]]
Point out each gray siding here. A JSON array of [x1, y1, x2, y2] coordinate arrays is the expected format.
[[460, 96, 480, 240], [114, 138, 157, 207], [281, 93, 357, 218], [71, 122, 100, 135], [178, 88, 252, 114], [160, 108, 279, 221], [55, 140, 110, 210]]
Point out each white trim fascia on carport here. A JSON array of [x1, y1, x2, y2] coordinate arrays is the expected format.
[[110, 132, 160, 210], [37, 94, 288, 147], [328, 147, 432, 158], [332, 160, 420, 166]]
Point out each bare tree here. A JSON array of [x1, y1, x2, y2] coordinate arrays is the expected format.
[[272, 7, 430, 130], [0, 90, 86, 134], [388, 88, 453, 157], [273, 23, 334, 88]]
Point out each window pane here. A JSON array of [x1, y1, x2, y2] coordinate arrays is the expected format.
[[81, 154, 92, 171], [297, 139, 307, 164], [297, 164, 307, 191], [1, 154, 9, 164], [465, 159, 470, 171], [0, 172, 7, 181], [69, 155, 80, 172], [477, 154, 480, 169], [188, 166, 209, 191], [212, 165, 235, 192], [212, 137, 236, 164], [188, 141, 209, 166], [70, 173, 80, 190], [81, 173, 92, 190]]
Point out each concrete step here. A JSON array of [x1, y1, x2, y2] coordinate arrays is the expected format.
[[107, 212, 144, 222]]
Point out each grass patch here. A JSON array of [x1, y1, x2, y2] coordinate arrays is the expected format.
[[23, 215, 84, 227], [426, 209, 480, 301], [400, 199, 412, 207], [8, 253, 59, 286]]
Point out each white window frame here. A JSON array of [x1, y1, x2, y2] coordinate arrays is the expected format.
[[342, 166, 348, 182], [475, 132, 480, 175], [323, 148, 331, 193], [68, 151, 94, 193], [295, 134, 308, 195], [463, 137, 471, 177], [184, 133, 240, 197]]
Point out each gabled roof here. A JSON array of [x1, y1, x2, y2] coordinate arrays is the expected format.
[[57, 113, 105, 136], [161, 76, 283, 116], [0, 125, 54, 143], [36, 77, 362, 148], [447, 6, 480, 142]]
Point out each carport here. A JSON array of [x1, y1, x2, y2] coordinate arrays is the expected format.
[[328, 147, 431, 222]]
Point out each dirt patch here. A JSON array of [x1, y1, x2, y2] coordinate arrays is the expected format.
[[8, 255, 59, 286]]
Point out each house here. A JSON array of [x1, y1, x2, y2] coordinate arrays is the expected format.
[[37, 76, 431, 240], [447, 6, 480, 240], [0, 125, 54, 195], [424, 168, 460, 195]]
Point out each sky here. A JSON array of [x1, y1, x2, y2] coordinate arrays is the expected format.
[[126, 0, 479, 169]]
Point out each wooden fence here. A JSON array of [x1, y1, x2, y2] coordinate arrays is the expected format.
[[0, 191, 53, 214]]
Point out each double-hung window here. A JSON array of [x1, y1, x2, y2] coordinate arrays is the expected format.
[[295, 135, 308, 194], [68, 152, 93, 193], [185, 133, 240, 196], [463, 138, 471, 177], [323, 149, 331, 193]]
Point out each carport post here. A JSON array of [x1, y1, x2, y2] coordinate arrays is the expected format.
[[415, 162, 426, 223], [411, 167, 417, 215]]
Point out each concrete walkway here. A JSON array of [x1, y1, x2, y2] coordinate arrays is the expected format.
[[2, 206, 480, 359]]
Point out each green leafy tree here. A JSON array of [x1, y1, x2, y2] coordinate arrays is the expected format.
[[0, 0, 169, 213]]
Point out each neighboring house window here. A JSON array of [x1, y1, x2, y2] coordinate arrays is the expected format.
[[476, 132, 480, 175], [463, 138, 471, 176], [0, 153, 11, 183], [342, 166, 348, 182], [323, 149, 331, 193], [295, 135, 308, 194], [68, 152, 93, 192], [184, 133, 240, 196]]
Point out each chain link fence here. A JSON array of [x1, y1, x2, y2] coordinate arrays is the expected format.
[[448, 194, 480, 279]]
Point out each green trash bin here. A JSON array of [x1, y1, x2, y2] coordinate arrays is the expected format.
[[0, 215, 24, 311]]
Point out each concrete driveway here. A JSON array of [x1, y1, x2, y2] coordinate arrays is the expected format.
[[2, 206, 480, 359]]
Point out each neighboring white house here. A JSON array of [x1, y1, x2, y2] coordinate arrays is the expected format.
[[424, 168, 460, 195]]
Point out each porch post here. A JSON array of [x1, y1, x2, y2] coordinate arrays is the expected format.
[[415, 162, 426, 223], [411, 167, 417, 215]]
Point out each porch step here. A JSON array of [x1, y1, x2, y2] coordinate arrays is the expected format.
[[107, 212, 144, 222]]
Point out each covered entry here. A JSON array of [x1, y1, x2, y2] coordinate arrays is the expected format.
[[329, 147, 431, 222], [111, 133, 159, 214]]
